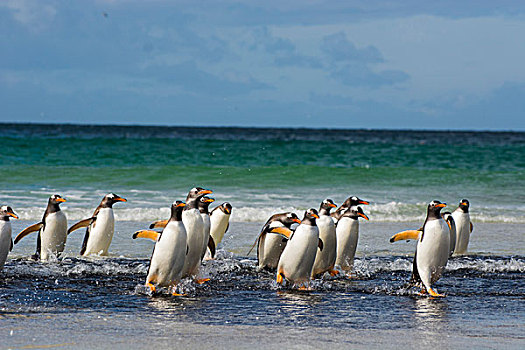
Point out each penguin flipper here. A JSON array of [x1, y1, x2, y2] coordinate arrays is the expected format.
[[247, 226, 268, 256], [318, 238, 324, 251], [10, 239, 13, 252], [268, 227, 293, 239], [80, 226, 91, 256], [68, 217, 96, 234], [225, 223, 229, 233], [133, 230, 160, 241], [409, 249, 422, 286], [389, 230, 421, 243], [14, 222, 43, 244], [208, 236, 216, 258], [470, 221, 473, 233], [149, 220, 168, 229]]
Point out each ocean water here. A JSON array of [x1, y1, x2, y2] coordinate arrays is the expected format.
[[0, 124, 524, 349]]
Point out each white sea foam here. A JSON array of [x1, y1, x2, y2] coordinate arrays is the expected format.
[[3, 187, 524, 223]]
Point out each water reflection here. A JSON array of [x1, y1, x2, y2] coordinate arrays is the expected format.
[[410, 297, 451, 347]]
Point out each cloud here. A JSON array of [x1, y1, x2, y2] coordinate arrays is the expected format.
[[3, 0, 57, 30], [321, 32, 383, 64], [245, 26, 322, 68], [320, 32, 409, 87], [139, 61, 272, 96]]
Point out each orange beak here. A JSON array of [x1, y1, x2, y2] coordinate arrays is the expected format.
[[436, 203, 446, 208], [198, 189, 213, 196], [312, 214, 320, 219], [8, 212, 19, 219], [293, 218, 301, 224], [205, 198, 215, 203], [359, 200, 369, 205], [329, 203, 337, 208], [177, 202, 186, 208], [116, 197, 127, 202], [358, 213, 370, 221], [224, 207, 231, 214], [56, 198, 66, 203]]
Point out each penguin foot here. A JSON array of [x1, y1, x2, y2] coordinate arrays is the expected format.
[[427, 287, 445, 297], [276, 272, 284, 285], [172, 292, 186, 297], [329, 269, 339, 277], [298, 285, 312, 291], [146, 282, 156, 293], [195, 278, 210, 284]]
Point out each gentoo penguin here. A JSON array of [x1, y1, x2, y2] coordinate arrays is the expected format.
[[198, 196, 216, 259], [14, 194, 68, 260], [208, 202, 232, 252], [150, 202, 233, 258], [331, 196, 369, 223], [181, 187, 212, 279], [311, 199, 338, 278], [67, 193, 127, 256], [247, 212, 301, 270], [334, 206, 369, 273], [0, 206, 18, 271], [276, 208, 321, 288], [442, 212, 457, 257], [412, 200, 450, 296], [391, 201, 450, 297], [133, 201, 187, 295], [452, 199, 473, 254]]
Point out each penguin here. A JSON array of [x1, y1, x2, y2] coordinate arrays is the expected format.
[[334, 206, 369, 274], [0, 206, 18, 271], [181, 187, 212, 279], [442, 211, 457, 257], [14, 194, 68, 260], [331, 196, 369, 223], [311, 199, 338, 278], [198, 196, 216, 259], [452, 199, 473, 254], [67, 193, 127, 256], [133, 201, 187, 295], [411, 200, 450, 296], [276, 208, 322, 288], [208, 202, 232, 253], [247, 212, 301, 271]]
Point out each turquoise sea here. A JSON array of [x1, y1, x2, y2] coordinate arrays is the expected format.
[[1, 124, 524, 349]]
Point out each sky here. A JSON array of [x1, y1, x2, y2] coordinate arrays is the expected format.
[[1, 0, 525, 130]]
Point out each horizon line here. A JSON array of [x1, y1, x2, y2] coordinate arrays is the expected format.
[[0, 121, 523, 133]]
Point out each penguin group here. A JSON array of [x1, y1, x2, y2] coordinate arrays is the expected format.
[[0, 189, 473, 297], [251, 195, 370, 290]]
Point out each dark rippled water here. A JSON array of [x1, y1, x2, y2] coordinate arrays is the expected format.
[[1, 252, 523, 349]]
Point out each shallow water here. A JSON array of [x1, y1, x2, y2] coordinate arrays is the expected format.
[[2, 221, 524, 349]]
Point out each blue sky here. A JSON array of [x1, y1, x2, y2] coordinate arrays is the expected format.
[[1, 0, 524, 130]]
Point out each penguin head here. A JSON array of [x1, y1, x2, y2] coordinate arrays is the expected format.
[[186, 187, 213, 200], [102, 193, 127, 207], [219, 202, 232, 215], [170, 200, 186, 221], [0, 205, 18, 221], [343, 196, 370, 208], [427, 200, 446, 219], [356, 206, 369, 220], [302, 208, 320, 225], [282, 212, 301, 227], [49, 194, 66, 205], [458, 199, 470, 213], [198, 196, 215, 213], [343, 206, 369, 220], [319, 199, 337, 215]]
